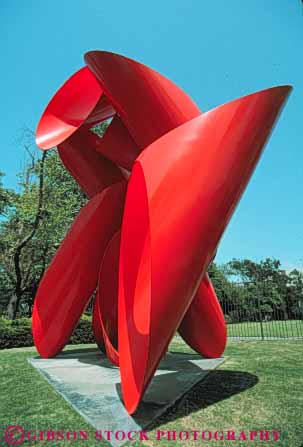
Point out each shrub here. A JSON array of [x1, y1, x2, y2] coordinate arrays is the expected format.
[[69, 315, 95, 345], [224, 314, 232, 324], [0, 315, 95, 350]]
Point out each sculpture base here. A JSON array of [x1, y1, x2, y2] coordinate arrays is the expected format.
[[29, 348, 224, 447]]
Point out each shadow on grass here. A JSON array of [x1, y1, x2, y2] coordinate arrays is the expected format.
[[115, 351, 258, 428], [147, 368, 258, 428]]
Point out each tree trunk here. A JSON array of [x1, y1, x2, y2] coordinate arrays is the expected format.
[[6, 150, 47, 320], [6, 291, 22, 320]]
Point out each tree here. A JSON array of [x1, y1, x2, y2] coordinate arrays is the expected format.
[[208, 262, 252, 322], [286, 269, 303, 318], [0, 148, 87, 319], [225, 258, 293, 321], [0, 124, 111, 319], [0, 173, 17, 314], [208, 262, 232, 301], [6, 150, 47, 319], [0, 172, 15, 216]]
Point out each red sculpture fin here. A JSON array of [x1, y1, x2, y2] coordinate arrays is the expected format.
[[93, 231, 120, 366], [118, 85, 291, 413], [178, 273, 227, 358], [32, 182, 126, 358]]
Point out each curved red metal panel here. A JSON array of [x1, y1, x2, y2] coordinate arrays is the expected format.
[[93, 231, 120, 366], [118, 85, 291, 413], [58, 128, 125, 198], [36, 67, 115, 150], [92, 296, 106, 353], [32, 182, 126, 358], [36, 67, 107, 150], [84, 51, 201, 150], [82, 94, 115, 127], [93, 116, 140, 171], [178, 273, 227, 358]]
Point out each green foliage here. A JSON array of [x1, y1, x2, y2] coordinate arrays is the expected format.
[[0, 316, 95, 349], [224, 258, 303, 321], [208, 262, 250, 304], [0, 317, 32, 349], [287, 269, 303, 317], [0, 171, 15, 216], [208, 262, 231, 300], [0, 126, 114, 318], [69, 315, 96, 345], [0, 149, 87, 316], [90, 120, 110, 137], [207, 259, 303, 323]]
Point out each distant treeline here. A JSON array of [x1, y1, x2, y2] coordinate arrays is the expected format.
[[209, 260, 302, 323]]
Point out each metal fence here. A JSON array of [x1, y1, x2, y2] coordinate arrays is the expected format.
[[220, 294, 303, 340]]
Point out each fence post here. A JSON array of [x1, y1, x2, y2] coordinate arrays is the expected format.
[[257, 292, 264, 340]]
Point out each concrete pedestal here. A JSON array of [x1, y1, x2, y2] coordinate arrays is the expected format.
[[29, 349, 224, 447]]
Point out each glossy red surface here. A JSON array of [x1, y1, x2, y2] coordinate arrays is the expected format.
[[58, 128, 125, 198], [178, 273, 227, 358], [92, 299, 105, 353], [118, 86, 291, 413], [93, 231, 120, 366], [82, 94, 115, 127], [32, 182, 126, 358], [93, 116, 140, 170], [85, 51, 201, 150], [36, 67, 104, 149]]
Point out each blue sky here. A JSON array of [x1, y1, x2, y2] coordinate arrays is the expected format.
[[0, 0, 302, 269]]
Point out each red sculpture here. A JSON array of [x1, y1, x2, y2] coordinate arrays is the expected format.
[[33, 50, 291, 414]]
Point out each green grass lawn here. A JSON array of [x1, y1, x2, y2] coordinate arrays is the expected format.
[[227, 319, 303, 338], [0, 339, 302, 447]]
